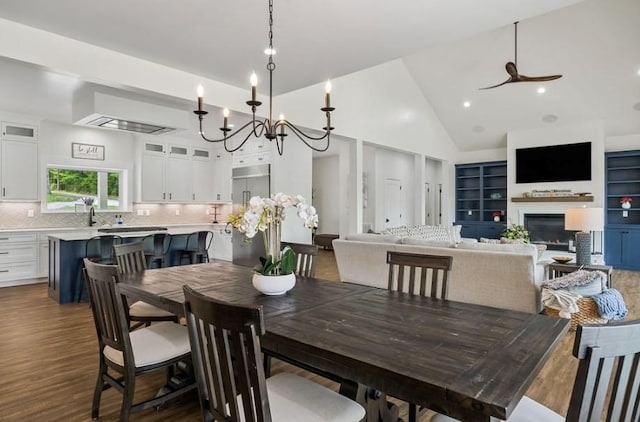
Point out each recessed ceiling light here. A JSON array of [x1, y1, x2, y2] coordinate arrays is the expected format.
[[637, 68, 640, 76], [463, 101, 471, 108], [542, 114, 558, 123], [537, 87, 546, 94]]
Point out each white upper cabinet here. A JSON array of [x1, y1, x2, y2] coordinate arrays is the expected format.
[[1, 122, 38, 142], [211, 148, 232, 202], [139, 140, 230, 203], [1, 139, 38, 200]]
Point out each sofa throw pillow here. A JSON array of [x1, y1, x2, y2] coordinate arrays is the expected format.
[[457, 241, 538, 259], [345, 233, 402, 243], [382, 225, 408, 237], [406, 224, 432, 239], [448, 225, 462, 243], [401, 238, 456, 248], [480, 237, 501, 244]]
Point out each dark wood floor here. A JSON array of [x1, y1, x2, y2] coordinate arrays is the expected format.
[[0, 250, 638, 421]]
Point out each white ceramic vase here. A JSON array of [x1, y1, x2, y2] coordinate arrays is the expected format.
[[621, 202, 631, 209], [252, 273, 296, 296]]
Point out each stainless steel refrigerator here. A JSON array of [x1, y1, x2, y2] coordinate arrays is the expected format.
[[231, 164, 270, 267]]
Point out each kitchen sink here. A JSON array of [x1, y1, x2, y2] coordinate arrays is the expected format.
[[97, 226, 168, 233]]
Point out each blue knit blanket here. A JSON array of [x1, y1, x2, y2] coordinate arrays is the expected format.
[[591, 289, 628, 320]]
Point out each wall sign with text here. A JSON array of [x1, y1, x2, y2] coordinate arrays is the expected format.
[[72, 143, 105, 160]]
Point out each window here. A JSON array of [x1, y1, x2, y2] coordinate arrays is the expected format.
[[46, 167, 124, 211]]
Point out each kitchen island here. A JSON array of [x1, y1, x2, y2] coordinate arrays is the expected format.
[[47, 225, 230, 304]]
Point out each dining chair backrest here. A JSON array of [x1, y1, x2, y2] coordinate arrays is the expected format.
[[86, 235, 122, 264], [282, 242, 319, 277], [386, 251, 453, 298], [113, 242, 147, 274], [183, 285, 271, 422], [567, 320, 640, 421], [83, 259, 133, 366]]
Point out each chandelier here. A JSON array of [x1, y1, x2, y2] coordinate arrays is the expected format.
[[194, 0, 334, 156]]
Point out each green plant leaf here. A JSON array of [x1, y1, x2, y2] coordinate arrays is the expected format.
[[279, 247, 296, 275]]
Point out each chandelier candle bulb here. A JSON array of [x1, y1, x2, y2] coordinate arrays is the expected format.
[[325, 80, 332, 108], [250, 73, 258, 102], [223, 108, 229, 129], [196, 85, 204, 112]]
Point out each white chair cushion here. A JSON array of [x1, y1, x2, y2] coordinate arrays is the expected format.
[[103, 321, 190, 368], [231, 373, 364, 422], [431, 396, 563, 422], [128, 300, 175, 318]]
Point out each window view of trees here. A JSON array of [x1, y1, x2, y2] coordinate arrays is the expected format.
[[47, 168, 121, 211]]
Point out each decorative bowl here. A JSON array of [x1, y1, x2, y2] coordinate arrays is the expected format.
[[552, 256, 572, 264], [252, 273, 296, 295]]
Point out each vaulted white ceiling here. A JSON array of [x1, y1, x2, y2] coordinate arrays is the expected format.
[[0, 0, 638, 151]]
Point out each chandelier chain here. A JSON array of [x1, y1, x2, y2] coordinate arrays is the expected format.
[[194, 0, 333, 155]]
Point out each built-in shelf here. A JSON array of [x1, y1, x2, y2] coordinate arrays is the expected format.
[[511, 196, 594, 203]]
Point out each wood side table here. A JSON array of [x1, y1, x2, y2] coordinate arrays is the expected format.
[[548, 262, 613, 288]]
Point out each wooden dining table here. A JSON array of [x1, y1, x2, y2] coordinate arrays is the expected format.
[[118, 261, 569, 422]]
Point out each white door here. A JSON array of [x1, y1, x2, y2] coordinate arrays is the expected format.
[[192, 159, 215, 202], [424, 183, 434, 226], [383, 178, 403, 229]]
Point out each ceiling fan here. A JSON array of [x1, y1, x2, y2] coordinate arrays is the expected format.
[[480, 21, 562, 90]]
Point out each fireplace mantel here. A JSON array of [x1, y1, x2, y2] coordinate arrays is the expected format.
[[511, 196, 594, 203]]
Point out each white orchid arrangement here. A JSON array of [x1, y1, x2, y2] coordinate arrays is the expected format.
[[228, 193, 318, 275]]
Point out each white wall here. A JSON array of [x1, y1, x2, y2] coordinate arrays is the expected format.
[[506, 120, 605, 225], [606, 133, 640, 152], [312, 156, 340, 234], [272, 138, 313, 244]]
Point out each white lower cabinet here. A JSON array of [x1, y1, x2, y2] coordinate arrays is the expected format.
[[0, 233, 38, 286]]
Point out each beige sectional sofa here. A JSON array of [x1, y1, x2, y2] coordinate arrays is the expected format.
[[333, 233, 547, 314]]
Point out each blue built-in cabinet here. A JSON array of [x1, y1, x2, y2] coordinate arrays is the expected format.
[[605, 150, 640, 270], [455, 161, 507, 239]]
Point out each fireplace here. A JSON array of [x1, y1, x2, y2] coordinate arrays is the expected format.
[[524, 213, 603, 253], [524, 214, 574, 251]]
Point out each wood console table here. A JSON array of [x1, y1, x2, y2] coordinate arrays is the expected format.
[[511, 195, 594, 202]]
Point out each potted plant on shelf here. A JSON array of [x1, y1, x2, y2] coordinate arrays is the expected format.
[[620, 197, 633, 209], [228, 193, 318, 295], [492, 211, 502, 222], [501, 224, 530, 243]]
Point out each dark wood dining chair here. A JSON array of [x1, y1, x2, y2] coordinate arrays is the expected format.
[[386, 251, 452, 298], [142, 232, 171, 268], [83, 259, 195, 422], [387, 251, 453, 422], [182, 285, 365, 422], [178, 231, 213, 265], [112, 242, 178, 328], [433, 319, 640, 422], [283, 242, 319, 277]]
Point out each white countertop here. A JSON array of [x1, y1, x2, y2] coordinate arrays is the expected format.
[[0, 223, 228, 240]]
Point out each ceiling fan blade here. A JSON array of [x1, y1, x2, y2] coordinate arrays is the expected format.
[[517, 74, 563, 82], [479, 77, 515, 90]]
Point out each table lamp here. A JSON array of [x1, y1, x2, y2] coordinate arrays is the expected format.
[[564, 207, 603, 265]]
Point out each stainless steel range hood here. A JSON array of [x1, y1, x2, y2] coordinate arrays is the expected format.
[[73, 92, 189, 135]]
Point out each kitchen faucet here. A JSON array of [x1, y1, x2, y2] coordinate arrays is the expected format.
[[88, 207, 96, 227]]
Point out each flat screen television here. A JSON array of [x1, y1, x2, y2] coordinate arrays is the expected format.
[[515, 142, 591, 184]]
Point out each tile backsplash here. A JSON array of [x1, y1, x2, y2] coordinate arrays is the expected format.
[[0, 202, 232, 229]]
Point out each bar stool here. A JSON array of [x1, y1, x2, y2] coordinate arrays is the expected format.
[[77, 235, 122, 302], [142, 232, 172, 268], [178, 231, 213, 265]]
